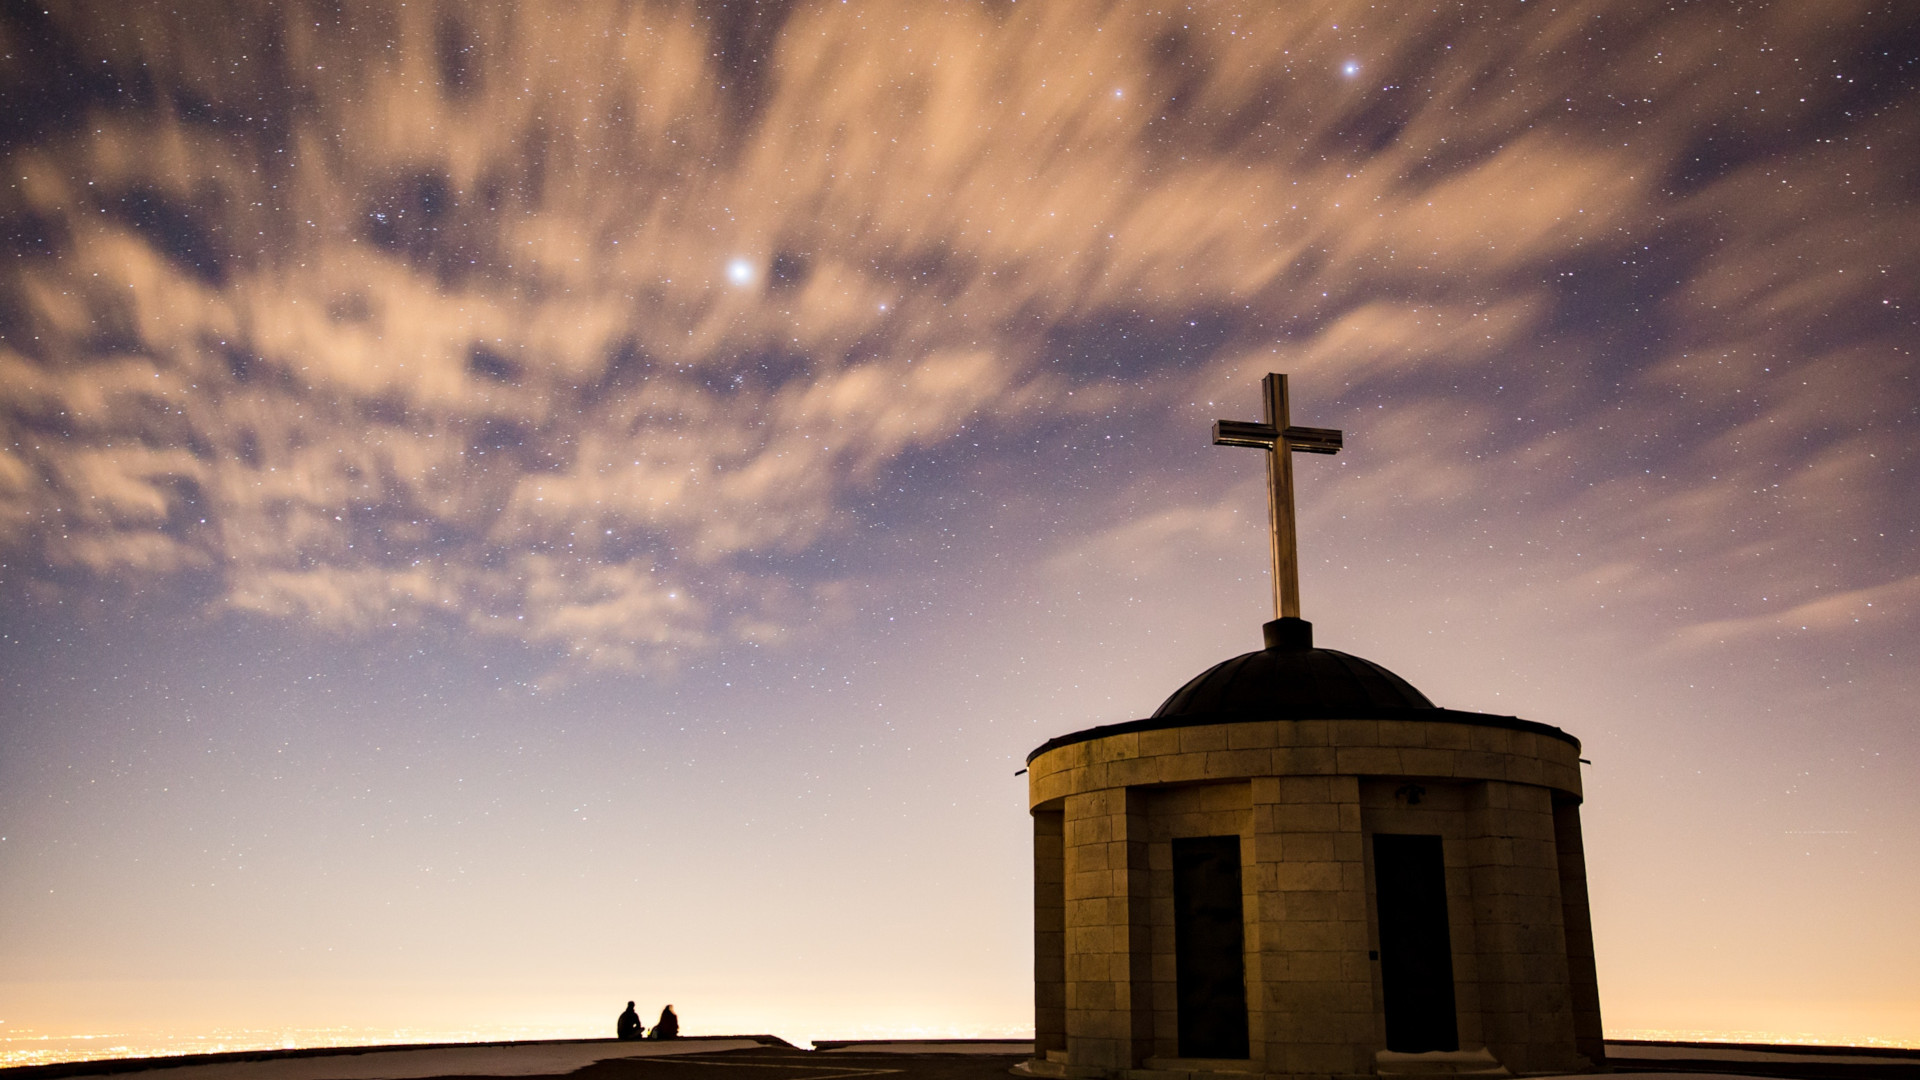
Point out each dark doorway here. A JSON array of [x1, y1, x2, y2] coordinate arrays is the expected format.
[[1372, 833, 1459, 1052], [1173, 835, 1249, 1059]]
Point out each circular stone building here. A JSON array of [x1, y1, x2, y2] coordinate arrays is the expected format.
[[1023, 619, 1603, 1080]]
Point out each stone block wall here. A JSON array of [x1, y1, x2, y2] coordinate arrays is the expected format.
[[1064, 787, 1153, 1068], [1552, 797, 1605, 1065], [1464, 781, 1582, 1074], [1254, 774, 1377, 1077]]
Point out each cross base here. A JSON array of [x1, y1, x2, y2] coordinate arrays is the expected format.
[[1263, 617, 1314, 651]]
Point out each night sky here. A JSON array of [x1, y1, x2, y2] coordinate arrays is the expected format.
[[2, 0, 1917, 1063]]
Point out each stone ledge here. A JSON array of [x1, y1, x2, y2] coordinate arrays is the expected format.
[[1373, 1048, 1511, 1078], [1029, 710, 1579, 765], [1014, 1063, 1373, 1080], [1142, 1056, 1267, 1074], [1029, 716, 1586, 811]]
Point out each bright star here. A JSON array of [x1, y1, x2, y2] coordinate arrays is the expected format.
[[726, 257, 756, 286]]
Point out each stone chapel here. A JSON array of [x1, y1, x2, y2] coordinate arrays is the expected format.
[[1020, 375, 1603, 1080]]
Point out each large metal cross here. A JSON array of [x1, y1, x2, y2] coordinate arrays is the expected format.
[[1212, 373, 1343, 621]]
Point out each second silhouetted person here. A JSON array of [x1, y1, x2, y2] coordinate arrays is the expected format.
[[649, 1004, 679, 1040]]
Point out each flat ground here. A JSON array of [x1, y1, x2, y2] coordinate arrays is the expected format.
[[0, 1040, 1032, 1080], [8, 1039, 1919, 1080]]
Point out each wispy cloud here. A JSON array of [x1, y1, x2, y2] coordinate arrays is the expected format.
[[1670, 573, 1920, 652]]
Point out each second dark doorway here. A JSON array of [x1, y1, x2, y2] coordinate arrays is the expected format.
[[1372, 832, 1459, 1052]]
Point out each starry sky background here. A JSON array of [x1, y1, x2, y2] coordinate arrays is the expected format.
[[1, 0, 1917, 1058]]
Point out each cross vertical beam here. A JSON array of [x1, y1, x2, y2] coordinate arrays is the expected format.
[[1264, 374, 1298, 620], [1212, 373, 1343, 622]]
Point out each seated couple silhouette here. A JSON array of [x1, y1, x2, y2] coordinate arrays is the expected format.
[[617, 1002, 679, 1041]]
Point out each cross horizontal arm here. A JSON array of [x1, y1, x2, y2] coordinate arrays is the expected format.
[[1283, 425, 1344, 454], [1212, 420, 1343, 455], [1212, 419, 1278, 448]]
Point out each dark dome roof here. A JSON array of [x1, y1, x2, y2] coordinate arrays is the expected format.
[[1025, 621, 1581, 764], [1025, 621, 1584, 764], [1152, 627, 1436, 718]]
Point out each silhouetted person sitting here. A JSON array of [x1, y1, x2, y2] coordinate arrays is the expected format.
[[617, 1001, 643, 1041], [649, 1004, 679, 1040]]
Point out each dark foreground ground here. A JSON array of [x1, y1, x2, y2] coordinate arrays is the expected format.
[[1606, 1040, 1920, 1080], [7, 1038, 1919, 1080]]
